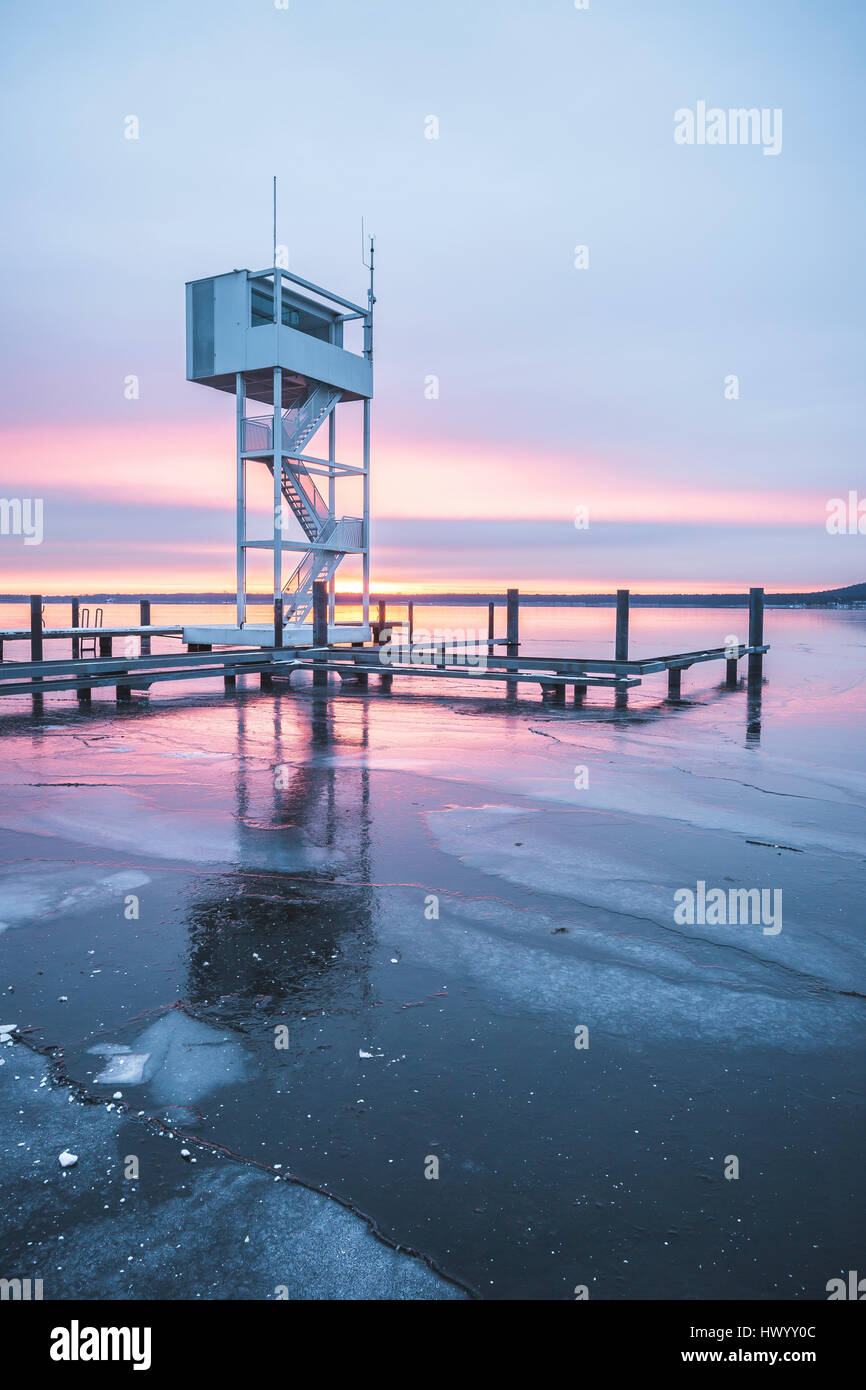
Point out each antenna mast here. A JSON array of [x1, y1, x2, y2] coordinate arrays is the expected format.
[[272, 176, 277, 267], [362, 218, 375, 360]]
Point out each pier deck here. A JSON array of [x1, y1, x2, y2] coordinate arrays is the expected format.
[[181, 623, 371, 646], [0, 641, 769, 703], [0, 586, 770, 707], [0, 625, 182, 641]]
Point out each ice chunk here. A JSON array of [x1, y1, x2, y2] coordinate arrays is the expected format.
[[58, 871, 150, 914], [93, 1054, 152, 1085], [0, 865, 151, 935], [58, 1150, 78, 1168], [128, 1011, 249, 1105], [89, 1013, 249, 1101]]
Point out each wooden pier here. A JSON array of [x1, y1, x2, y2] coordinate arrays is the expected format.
[[0, 586, 769, 708]]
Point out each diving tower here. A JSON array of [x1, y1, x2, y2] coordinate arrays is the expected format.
[[184, 249, 374, 645]]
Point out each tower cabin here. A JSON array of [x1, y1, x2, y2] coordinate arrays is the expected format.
[[184, 260, 373, 646]]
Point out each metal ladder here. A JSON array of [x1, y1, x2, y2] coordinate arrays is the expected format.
[[79, 606, 103, 657]]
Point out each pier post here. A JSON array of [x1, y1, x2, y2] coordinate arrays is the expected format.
[[615, 589, 630, 708], [350, 641, 369, 688], [71, 598, 80, 659], [30, 595, 43, 663], [99, 634, 112, 657], [574, 681, 587, 706], [748, 587, 764, 685], [407, 601, 414, 643], [615, 589, 630, 663], [373, 600, 386, 644], [30, 594, 43, 709], [258, 606, 272, 686], [506, 589, 519, 657], [505, 589, 519, 695], [313, 581, 328, 688], [139, 599, 151, 656], [726, 655, 738, 688], [273, 595, 283, 650], [667, 666, 682, 700], [541, 682, 566, 705], [77, 685, 91, 706], [488, 601, 495, 653]]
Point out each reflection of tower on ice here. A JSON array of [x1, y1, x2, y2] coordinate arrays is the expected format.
[[185, 247, 374, 643]]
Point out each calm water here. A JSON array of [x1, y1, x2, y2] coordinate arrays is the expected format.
[[0, 607, 864, 1298]]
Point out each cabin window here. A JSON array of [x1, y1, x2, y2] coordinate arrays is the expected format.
[[249, 276, 334, 342]]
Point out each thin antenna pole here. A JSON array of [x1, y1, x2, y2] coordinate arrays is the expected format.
[[361, 218, 375, 358], [366, 234, 375, 360], [361, 217, 374, 270], [272, 176, 277, 267]]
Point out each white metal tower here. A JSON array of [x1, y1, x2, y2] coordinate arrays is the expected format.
[[185, 249, 374, 644]]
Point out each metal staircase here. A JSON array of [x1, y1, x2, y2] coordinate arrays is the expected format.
[[279, 461, 329, 540], [265, 383, 363, 625], [285, 384, 341, 456]]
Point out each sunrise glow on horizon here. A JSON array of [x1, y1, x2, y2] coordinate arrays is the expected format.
[[0, 417, 853, 597]]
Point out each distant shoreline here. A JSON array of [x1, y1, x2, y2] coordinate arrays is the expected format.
[[2, 585, 864, 610]]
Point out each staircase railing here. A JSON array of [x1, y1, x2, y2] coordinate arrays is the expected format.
[[290, 464, 330, 532], [282, 551, 336, 623], [241, 383, 341, 457], [283, 384, 341, 455], [241, 417, 272, 453], [330, 516, 363, 550]]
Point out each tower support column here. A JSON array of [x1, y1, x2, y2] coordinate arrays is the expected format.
[[328, 410, 337, 626], [273, 366, 283, 630], [362, 397, 371, 626], [236, 373, 246, 626]]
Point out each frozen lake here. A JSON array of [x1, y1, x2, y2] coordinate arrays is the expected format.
[[0, 605, 864, 1299]]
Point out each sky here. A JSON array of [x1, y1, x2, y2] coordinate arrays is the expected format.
[[0, 0, 864, 595]]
